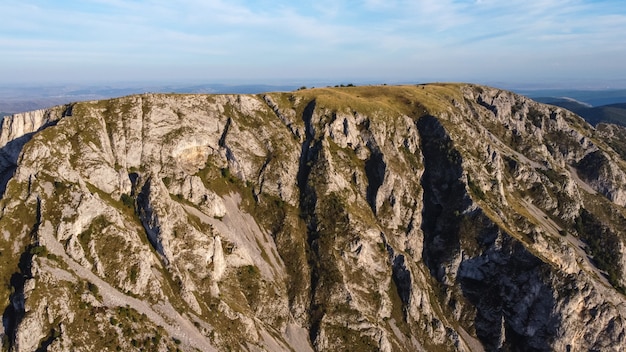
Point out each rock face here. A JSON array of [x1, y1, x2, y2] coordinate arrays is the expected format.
[[2, 84, 626, 351]]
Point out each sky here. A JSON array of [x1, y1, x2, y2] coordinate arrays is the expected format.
[[1, 0, 626, 88]]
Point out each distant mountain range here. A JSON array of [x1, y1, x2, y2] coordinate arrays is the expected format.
[[517, 88, 626, 107], [0, 83, 302, 115], [531, 97, 626, 126], [3, 84, 626, 128]]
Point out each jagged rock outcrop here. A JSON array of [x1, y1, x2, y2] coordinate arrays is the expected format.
[[2, 84, 626, 351], [0, 106, 72, 196]]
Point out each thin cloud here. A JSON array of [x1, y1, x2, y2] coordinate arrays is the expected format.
[[0, 0, 625, 84]]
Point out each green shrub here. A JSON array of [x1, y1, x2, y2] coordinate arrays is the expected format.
[[120, 193, 134, 208], [129, 267, 138, 283], [29, 245, 48, 257], [87, 282, 99, 296]]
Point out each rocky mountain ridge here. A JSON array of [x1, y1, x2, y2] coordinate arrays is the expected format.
[[1, 84, 626, 351]]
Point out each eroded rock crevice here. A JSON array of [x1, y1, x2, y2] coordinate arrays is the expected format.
[[364, 145, 386, 214], [416, 115, 469, 280], [294, 99, 323, 345], [2, 255, 28, 351], [136, 176, 167, 264], [417, 113, 560, 351], [457, 218, 559, 351]]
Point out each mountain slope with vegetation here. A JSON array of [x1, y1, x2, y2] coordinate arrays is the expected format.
[[2, 84, 626, 351]]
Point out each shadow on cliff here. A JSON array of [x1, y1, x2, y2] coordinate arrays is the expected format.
[[1, 108, 69, 349], [416, 114, 559, 351], [294, 100, 324, 345], [416, 115, 470, 278], [0, 116, 63, 199], [456, 216, 559, 351], [0, 133, 38, 196], [2, 198, 42, 351]]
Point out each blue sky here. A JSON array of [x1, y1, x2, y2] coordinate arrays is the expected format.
[[1, 0, 625, 87]]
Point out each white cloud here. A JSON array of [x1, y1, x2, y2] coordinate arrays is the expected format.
[[0, 0, 625, 84]]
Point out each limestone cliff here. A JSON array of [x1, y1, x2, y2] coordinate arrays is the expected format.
[[1, 84, 626, 351]]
